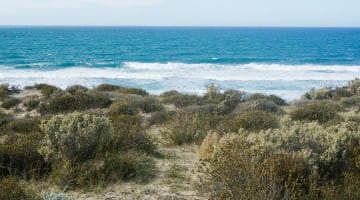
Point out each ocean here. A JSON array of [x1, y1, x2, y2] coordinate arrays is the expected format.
[[1, 26, 360, 99]]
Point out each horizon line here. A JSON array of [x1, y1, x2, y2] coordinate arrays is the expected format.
[[0, 25, 360, 29]]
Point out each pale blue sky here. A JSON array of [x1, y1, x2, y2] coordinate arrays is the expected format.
[[0, 0, 359, 26]]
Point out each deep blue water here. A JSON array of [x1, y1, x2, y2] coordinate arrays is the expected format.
[[1, 27, 360, 99]]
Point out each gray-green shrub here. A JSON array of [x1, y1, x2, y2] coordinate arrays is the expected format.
[[233, 99, 283, 114], [1, 98, 21, 109], [0, 178, 40, 200], [201, 121, 360, 199], [290, 101, 342, 123], [103, 151, 156, 183], [39, 112, 112, 163], [43, 92, 112, 114], [234, 110, 279, 131]]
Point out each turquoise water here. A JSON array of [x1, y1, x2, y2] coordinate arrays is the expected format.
[[1, 27, 360, 99]]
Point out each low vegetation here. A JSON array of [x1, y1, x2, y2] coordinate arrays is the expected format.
[[290, 101, 342, 123], [0, 80, 359, 199]]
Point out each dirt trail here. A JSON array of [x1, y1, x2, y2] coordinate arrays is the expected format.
[[66, 128, 208, 200]]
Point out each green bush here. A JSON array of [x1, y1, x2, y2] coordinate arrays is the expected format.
[[148, 110, 175, 125], [0, 140, 50, 179], [340, 96, 360, 108], [303, 87, 353, 101], [1, 98, 21, 109], [201, 122, 360, 199], [186, 104, 219, 115], [160, 90, 181, 97], [234, 110, 279, 131], [349, 78, 360, 95], [109, 114, 156, 154], [2, 118, 40, 134], [50, 142, 156, 189], [34, 84, 61, 98], [103, 152, 156, 183], [65, 85, 88, 95], [23, 96, 40, 111], [0, 84, 9, 100], [0, 111, 12, 128], [249, 93, 287, 105], [163, 111, 221, 145], [203, 83, 222, 103], [161, 93, 204, 108], [39, 112, 112, 163], [108, 101, 139, 117], [303, 88, 333, 100], [118, 88, 149, 96], [233, 99, 283, 114], [95, 83, 123, 92], [348, 115, 360, 123], [44, 92, 112, 114], [331, 87, 353, 99], [290, 101, 341, 123], [0, 178, 40, 200], [133, 96, 164, 113], [95, 84, 149, 96], [49, 159, 105, 190], [217, 90, 243, 114]]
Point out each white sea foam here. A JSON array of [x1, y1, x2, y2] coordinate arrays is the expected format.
[[1, 62, 359, 99], [1, 62, 360, 81]]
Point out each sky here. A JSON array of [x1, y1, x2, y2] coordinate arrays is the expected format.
[[0, 0, 359, 27]]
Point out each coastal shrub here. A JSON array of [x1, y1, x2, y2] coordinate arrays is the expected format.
[[217, 90, 243, 114], [1, 98, 21, 109], [160, 90, 181, 97], [50, 152, 157, 190], [0, 178, 40, 200], [304, 88, 333, 100], [290, 101, 341, 123], [119, 88, 149, 96], [304, 87, 352, 101], [349, 78, 360, 95], [65, 85, 88, 95], [35, 84, 61, 97], [2, 117, 40, 134], [163, 111, 221, 145], [203, 83, 222, 103], [133, 96, 164, 113], [0, 111, 12, 128], [45, 92, 112, 114], [186, 104, 219, 115], [110, 114, 156, 154], [198, 132, 220, 160], [95, 83, 123, 92], [331, 87, 352, 99], [49, 159, 105, 190], [201, 122, 360, 199], [340, 96, 360, 108], [39, 112, 112, 163], [233, 99, 282, 114], [0, 84, 9, 100], [148, 110, 175, 125], [234, 110, 279, 131], [0, 140, 50, 179], [348, 115, 360, 123], [161, 93, 204, 108], [96, 84, 149, 96], [23, 96, 40, 111], [103, 151, 156, 183], [249, 93, 287, 105], [107, 101, 139, 117]]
